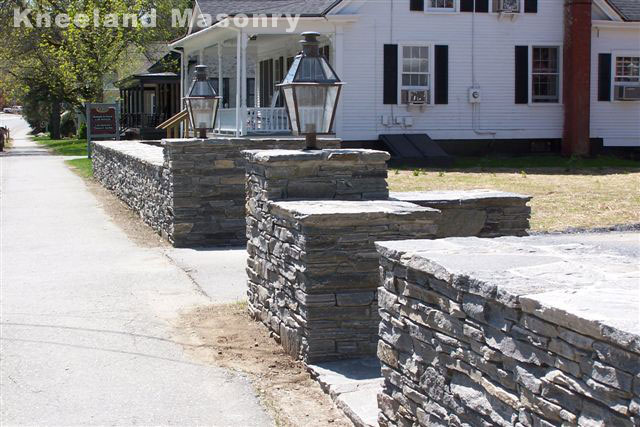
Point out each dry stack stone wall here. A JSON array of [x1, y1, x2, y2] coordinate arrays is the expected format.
[[165, 138, 339, 247], [92, 137, 339, 247], [249, 200, 440, 363], [92, 141, 172, 237], [391, 190, 532, 238], [375, 237, 640, 427]]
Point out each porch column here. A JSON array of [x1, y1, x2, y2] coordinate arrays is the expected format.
[[332, 28, 345, 138], [218, 43, 223, 107], [235, 32, 242, 136], [240, 33, 249, 136]]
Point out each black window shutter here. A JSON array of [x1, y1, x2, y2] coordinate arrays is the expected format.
[[515, 46, 529, 104], [434, 45, 449, 105], [462, 0, 488, 12], [460, 0, 474, 11], [410, 0, 424, 11], [476, 0, 489, 12], [598, 53, 612, 102], [524, 0, 538, 13], [384, 44, 398, 105]]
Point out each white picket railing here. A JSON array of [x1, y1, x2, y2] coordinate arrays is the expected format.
[[215, 107, 328, 135], [247, 107, 290, 133]]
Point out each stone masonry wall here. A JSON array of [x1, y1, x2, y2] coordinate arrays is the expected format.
[[248, 200, 440, 363], [165, 138, 339, 247], [391, 190, 532, 238], [92, 141, 172, 238], [375, 238, 640, 427]]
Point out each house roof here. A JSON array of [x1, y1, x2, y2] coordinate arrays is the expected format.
[[197, 0, 343, 18], [606, 0, 640, 21]]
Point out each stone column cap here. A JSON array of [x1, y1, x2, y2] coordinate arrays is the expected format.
[[242, 149, 391, 164], [269, 200, 440, 225]]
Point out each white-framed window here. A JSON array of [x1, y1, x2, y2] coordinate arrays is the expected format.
[[400, 45, 431, 105], [613, 54, 640, 101], [427, 0, 456, 12], [531, 46, 561, 104]]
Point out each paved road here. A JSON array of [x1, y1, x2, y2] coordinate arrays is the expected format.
[[0, 114, 272, 426]]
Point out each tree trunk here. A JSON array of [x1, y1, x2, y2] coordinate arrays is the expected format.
[[49, 100, 61, 139]]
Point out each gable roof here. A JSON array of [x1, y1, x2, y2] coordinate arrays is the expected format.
[[197, 0, 343, 18], [606, 0, 640, 21]]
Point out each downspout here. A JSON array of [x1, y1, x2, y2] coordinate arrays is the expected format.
[[471, 5, 497, 137]]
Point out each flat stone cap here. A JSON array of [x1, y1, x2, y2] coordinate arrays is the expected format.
[[163, 136, 340, 148], [93, 140, 164, 166], [242, 149, 391, 164], [390, 189, 532, 204], [269, 200, 440, 225], [376, 234, 640, 351]]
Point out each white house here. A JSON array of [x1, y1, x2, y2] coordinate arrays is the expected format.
[[169, 0, 640, 150]]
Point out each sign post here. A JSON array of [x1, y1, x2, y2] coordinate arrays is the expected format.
[[86, 103, 120, 158]]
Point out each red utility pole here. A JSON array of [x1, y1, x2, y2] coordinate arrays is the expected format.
[[563, 0, 593, 156]]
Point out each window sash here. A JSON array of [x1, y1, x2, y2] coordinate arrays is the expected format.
[[531, 47, 560, 103], [400, 45, 431, 104], [427, 0, 456, 10], [614, 56, 640, 83]]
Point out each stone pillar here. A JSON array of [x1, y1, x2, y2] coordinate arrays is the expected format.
[[244, 148, 441, 362], [248, 200, 440, 362]]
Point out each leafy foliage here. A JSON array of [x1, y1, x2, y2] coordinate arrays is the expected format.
[[0, 0, 191, 132]]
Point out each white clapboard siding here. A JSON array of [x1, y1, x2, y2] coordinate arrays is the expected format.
[[335, 0, 565, 141], [590, 25, 640, 147]]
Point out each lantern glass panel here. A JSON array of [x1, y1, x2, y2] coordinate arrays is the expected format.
[[188, 97, 218, 130], [294, 84, 339, 134], [282, 86, 299, 133]]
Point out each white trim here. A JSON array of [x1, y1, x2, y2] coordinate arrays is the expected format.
[[592, 20, 640, 30], [528, 44, 563, 106], [593, 0, 624, 21]]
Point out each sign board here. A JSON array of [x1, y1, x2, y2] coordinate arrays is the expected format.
[[86, 103, 120, 158]]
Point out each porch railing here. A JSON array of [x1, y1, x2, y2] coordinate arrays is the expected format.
[[121, 113, 168, 129], [215, 107, 291, 134]]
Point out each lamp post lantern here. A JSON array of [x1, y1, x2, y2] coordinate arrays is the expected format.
[[185, 65, 221, 139], [278, 32, 344, 150]]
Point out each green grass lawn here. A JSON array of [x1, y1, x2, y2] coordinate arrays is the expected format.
[[34, 135, 88, 156], [65, 158, 93, 179]]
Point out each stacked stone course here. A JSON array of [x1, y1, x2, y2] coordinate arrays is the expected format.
[[375, 238, 640, 427], [248, 200, 441, 362], [92, 141, 172, 238], [391, 189, 532, 238], [244, 149, 420, 362], [92, 137, 339, 247]]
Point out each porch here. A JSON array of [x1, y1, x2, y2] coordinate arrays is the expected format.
[[173, 16, 346, 137]]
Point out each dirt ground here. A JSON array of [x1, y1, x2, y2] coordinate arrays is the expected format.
[[176, 303, 353, 427], [72, 169, 352, 427]]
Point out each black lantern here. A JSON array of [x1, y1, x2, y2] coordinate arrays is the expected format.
[[185, 64, 220, 138], [278, 32, 343, 149]]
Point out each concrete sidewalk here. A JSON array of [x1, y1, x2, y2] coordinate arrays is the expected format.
[[0, 117, 271, 425]]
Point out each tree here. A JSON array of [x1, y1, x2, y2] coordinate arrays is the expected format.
[[0, 0, 192, 137]]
